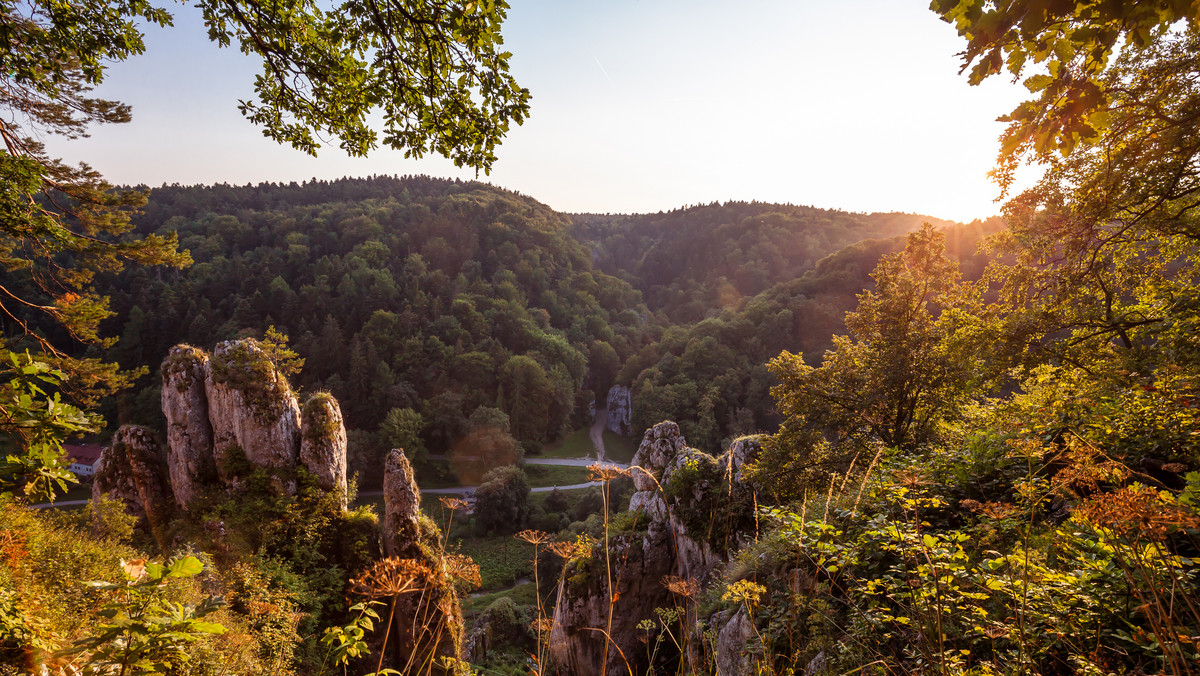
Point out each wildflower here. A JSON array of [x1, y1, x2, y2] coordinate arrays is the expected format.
[[722, 579, 766, 610]]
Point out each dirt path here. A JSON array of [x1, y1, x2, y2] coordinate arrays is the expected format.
[[590, 407, 608, 461]]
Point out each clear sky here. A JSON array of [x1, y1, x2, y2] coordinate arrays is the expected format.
[[43, 1, 1031, 222]]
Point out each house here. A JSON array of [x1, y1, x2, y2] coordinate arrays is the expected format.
[[64, 443, 103, 479]]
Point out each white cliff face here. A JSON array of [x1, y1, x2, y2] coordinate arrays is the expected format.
[[299, 393, 348, 507], [605, 384, 633, 436], [204, 339, 301, 482], [160, 345, 216, 508]]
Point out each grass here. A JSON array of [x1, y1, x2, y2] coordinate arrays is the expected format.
[[602, 430, 640, 464], [451, 533, 534, 590], [523, 464, 590, 488], [530, 486, 590, 513], [460, 580, 538, 619], [535, 427, 595, 459]]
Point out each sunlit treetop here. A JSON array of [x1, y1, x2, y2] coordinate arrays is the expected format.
[[931, 0, 1200, 186]]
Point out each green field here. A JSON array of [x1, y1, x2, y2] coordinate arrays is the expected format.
[[535, 427, 595, 459], [602, 430, 640, 464], [523, 464, 590, 488], [461, 580, 538, 619]]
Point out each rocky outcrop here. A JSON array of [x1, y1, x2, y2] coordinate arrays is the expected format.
[[158, 339, 350, 507], [715, 608, 755, 676], [380, 448, 463, 673], [160, 345, 216, 507], [382, 449, 423, 559], [550, 422, 761, 676], [299, 393, 348, 505], [605, 384, 632, 436], [92, 425, 173, 547], [205, 339, 301, 483]]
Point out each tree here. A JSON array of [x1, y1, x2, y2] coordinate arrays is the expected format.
[[765, 225, 975, 462], [935, 2, 1200, 378], [379, 407, 426, 463], [0, 0, 529, 499], [473, 465, 529, 535]]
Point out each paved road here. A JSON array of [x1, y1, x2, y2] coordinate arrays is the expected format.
[[358, 479, 606, 500], [590, 408, 608, 461], [524, 457, 627, 468], [27, 499, 90, 510]]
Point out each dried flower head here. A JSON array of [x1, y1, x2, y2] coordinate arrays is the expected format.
[[588, 463, 631, 482], [515, 529, 552, 546], [350, 557, 434, 598], [530, 618, 554, 635], [892, 469, 931, 489], [444, 553, 482, 590], [546, 539, 581, 559], [439, 497, 469, 512], [962, 499, 1017, 520], [662, 575, 700, 599], [1074, 485, 1200, 541]]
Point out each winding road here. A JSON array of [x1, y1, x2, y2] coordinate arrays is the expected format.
[[31, 413, 630, 509]]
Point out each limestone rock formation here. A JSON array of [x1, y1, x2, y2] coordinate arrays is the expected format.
[[629, 420, 687, 491], [715, 608, 755, 676], [551, 421, 760, 675], [299, 393, 348, 505], [382, 449, 423, 558], [92, 425, 173, 546], [204, 339, 301, 482], [605, 384, 632, 436], [160, 345, 216, 507], [726, 435, 764, 486], [380, 448, 464, 672]]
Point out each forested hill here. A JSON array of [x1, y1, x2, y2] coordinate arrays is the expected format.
[[83, 176, 983, 480], [573, 204, 958, 322]]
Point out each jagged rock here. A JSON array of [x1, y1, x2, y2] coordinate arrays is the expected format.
[[630, 421, 687, 491], [715, 608, 754, 676], [552, 422, 763, 675], [726, 435, 764, 485], [379, 448, 463, 673], [160, 345, 216, 507], [605, 384, 632, 436], [465, 596, 531, 665], [805, 651, 829, 676], [204, 339, 301, 483], [92, 425, 173, 548], [549, 524, 675, 676], [382, 449, 423, 558], [300, 393, 348, 505]]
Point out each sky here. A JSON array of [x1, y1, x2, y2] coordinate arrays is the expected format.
[[43, 1, 1032, 222]]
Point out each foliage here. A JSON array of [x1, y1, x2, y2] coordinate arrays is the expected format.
[[56, 556, 226, 675], [0, 351, 97, 501], [198, 0, 529, 170], [932, 0, 1200, 181], [473, 465, 530, 536]]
